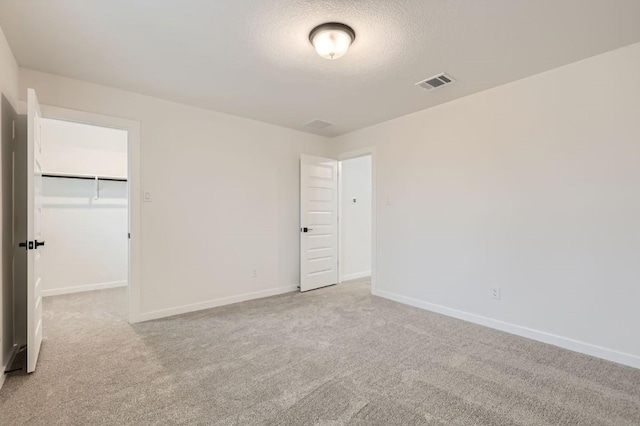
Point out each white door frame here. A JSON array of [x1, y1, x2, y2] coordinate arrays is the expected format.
[[337, 147, 376, 293], [35, 104, 142, 323]]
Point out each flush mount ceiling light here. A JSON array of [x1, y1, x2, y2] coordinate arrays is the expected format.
[[309, 22, 356, 60]]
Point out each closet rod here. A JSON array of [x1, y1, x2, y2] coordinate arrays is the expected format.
[[42, 173, 127, 182]]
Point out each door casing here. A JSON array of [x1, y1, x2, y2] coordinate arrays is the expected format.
[[29, 103, 143, 324]]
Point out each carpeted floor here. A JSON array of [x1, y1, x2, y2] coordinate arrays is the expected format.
[[1, 278, 639, 425]]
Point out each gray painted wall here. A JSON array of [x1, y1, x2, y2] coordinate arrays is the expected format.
[[13, 113, 27, 350]]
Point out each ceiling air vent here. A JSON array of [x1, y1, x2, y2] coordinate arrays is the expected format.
[[415, 73, 456, 90], [304, 119, 333, 130]]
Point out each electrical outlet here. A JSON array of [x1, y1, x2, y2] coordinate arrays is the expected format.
[[252, 269, 258, 278], [491, 287, 501, 300]]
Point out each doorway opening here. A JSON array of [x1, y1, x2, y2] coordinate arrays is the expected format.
[[338, 154, 372, 284], [36, 103, 141, 330], [2, 91, 140, 375], [40, 118, 129, 312]]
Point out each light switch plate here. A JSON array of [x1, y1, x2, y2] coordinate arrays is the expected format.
[[143, 191, 152, 202]]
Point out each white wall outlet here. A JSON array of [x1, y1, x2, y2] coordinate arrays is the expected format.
[[385, 196, 392, 205], [491, 287, 501, 300], [252, 269, 258, 278], [143, 191, 152, 202]]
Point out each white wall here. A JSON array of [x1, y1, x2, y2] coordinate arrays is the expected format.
[[0, 29, 17, 110], [340, 155, 371, 281], [41, 118, 128, 296], [0, 24, 19, 386], [42, 118, 128, 177], [330, 42, 640, 368], [19, 69, 330, 321]]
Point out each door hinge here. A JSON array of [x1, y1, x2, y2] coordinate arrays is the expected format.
[[12, 120, 15, 140]]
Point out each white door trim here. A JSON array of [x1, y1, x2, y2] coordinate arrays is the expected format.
[[36, 104, 142, 324], [337, 147, 377, 294]]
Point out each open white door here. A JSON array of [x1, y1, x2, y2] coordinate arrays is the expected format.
[[300, 155, 338, 292], [27, 88, 44, 373]]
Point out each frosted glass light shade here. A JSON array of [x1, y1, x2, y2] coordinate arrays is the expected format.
[[309, 23, 355, 60]]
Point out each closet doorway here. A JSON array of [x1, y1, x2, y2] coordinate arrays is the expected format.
[[40, 118, 129, 303], [33, 103, 141, 330], [4, 96, 141, 374]]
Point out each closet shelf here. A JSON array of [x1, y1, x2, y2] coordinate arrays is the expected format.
[[42, 172, 127, 182]]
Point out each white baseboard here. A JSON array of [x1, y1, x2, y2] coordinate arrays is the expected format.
[[373, 289, 640, 370], [137, 285, 298, 322], [340, 271, 371, 282], [42, 280, 127, 297]]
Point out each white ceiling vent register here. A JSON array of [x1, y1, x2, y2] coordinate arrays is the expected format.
[[304, 119, 333, 130], [415, 73, 456, 90]]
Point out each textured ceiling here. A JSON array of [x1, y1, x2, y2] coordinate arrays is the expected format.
[[1, 0, 640, 137]]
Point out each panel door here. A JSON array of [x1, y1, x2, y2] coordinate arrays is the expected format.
[[300, 155, 338, 292]]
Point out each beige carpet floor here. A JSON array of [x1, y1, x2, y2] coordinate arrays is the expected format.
[[1, 278, 639, 425]]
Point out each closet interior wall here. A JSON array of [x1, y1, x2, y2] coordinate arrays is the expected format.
[[41, 118, 128, 296]]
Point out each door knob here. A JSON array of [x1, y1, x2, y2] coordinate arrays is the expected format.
[[35, 240, 45, 248], [302, 227, 314, 233], [19, 241, 34, 250]]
